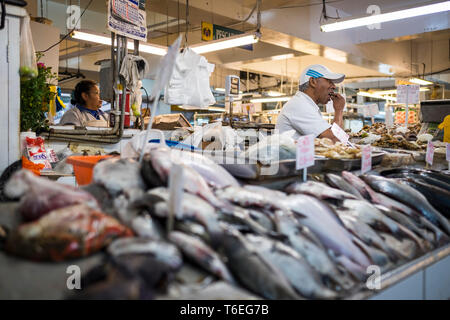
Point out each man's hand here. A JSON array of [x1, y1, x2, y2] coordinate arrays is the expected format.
[[330, 93, 345, 112]]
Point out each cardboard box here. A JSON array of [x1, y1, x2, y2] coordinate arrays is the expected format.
[[144, 113, 192, 130]]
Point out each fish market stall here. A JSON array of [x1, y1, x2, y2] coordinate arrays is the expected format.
[[1, 140, 450, 300]]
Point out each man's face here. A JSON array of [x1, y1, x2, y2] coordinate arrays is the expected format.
[[314, 78, 336, 104]]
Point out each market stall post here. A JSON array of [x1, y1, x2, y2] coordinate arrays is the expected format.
[[138, 36, 182, 163], [405, 85, 409, 127]]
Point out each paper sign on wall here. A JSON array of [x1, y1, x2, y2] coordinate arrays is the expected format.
[[426, 141, 435, 166], [368, 104, 379, 117], [396, 85, 420, 104], [361, 145, 372, 174], [107, 0, 148, 42], [331, 123, 349, 144], [296, 134, 315, 170]]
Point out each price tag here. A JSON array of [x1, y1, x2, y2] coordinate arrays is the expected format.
[[361, 145, 372, 174], [369, 104, 379, 117], [385, 105, 393, 128], [426, 141, 435, 166], [296, 134, 315, 170], [331, 123, 350, 144], [446, 143, 450, 161], [396, 85, 420, 104]]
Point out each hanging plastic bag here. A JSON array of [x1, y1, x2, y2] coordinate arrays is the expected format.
[[19, 15, 38, 80]]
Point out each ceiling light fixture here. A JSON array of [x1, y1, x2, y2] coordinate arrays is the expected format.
[[357, 91, 397, 102], [190, 32, 261, 54], [250, 96, 292, 103], [321, 1, 450, 32], [71, 30, 167, 56], [409, 78, 434, 85]]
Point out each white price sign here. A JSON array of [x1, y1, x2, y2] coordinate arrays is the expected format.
[[296, 134, 315, 170], [426, 141, 435, 166], [368, 104, 379, 117], [361, 145, 372, 174], [396, 85, 420, 104], [331, 123, 350, 144]]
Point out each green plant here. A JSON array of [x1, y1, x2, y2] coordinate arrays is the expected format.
[[20, 54, 57, 132]]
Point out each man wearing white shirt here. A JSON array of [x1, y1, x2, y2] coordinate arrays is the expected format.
[[276, 64, 346, 143]]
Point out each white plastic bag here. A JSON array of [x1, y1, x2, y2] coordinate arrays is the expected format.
[[19, 16, 38, 79]]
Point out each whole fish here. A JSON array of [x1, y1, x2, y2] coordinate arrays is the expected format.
[[382, 172, 450, 192], [4, 170, 99, 222], [362, 175, 450, 235], [6, 204, 133, 261], [373, 205, 435, 249], [280, 195, 372, 269], [286, 181, 358, 201], [93, 157, 147, 197], [378, 232, 418, 261], [274, 210, 355, 291], [335, 211, 400, 263], [215, 186, 283, 210], [400, 178, 450, 218], [379, 168, 450, 186], [136, 188, 222, 243], [339, 199, 427, 253], [350, 236, 391, 269], [246, 234, 339, 300], [174, 221, 211, 244], [325, 174, 364, 200], [107, 237, 183, 271], [217, 224, 301, 300], [141, 150, 227, 208], [218, 205, 282, 239], [341, 171, 380, 201], [168, 231, 236, 284]]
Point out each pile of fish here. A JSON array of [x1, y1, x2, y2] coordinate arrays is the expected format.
[[2, 146, 450, 300]]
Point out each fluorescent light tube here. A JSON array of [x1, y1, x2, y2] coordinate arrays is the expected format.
[[71, 31, 167, 56], [191, 32, 260, 54], [321, 1, 450, 32], [250, 96, 292, 103], [409, 78, 434, 85], [357, 91, 397, 102]]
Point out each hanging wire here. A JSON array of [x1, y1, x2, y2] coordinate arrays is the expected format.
[[185, 0, 190, 46], [166, 0, 169, 46]]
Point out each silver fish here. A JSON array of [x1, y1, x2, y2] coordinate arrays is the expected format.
[[93, 157, 146, 197], [107, 237, 183, 271], [325, 173, 365, 200], [335, 211, 401, 263], [246, 234, 339, 300], [141, 188, 222, 242], [339, 199, 427, 253], [280, 195, 372, 269], [362, 175, 450, 235], [217, 224, 301, 300], [286, 181, 358, 201], [168, 231, 236, 284], [274, 210, 354, 291], [143, 148, 227, 208], [378, 232, 418, 261]]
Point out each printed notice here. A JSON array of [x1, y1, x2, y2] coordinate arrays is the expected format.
[[361, 144, 372, 174], [426, 141, 434, 166], [296, 134, 315, 170], [107, 0, 147, 41], [331, 123, 350, 145]]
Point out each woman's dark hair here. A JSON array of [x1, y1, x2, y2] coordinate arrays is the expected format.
[[71, 80, 97, 105]]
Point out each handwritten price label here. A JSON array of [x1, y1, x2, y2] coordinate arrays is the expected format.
[[296, 134, 315, 170], [361, 145, 372, 174], [331, 123, 349, 144], [426, 141, 435, 166]]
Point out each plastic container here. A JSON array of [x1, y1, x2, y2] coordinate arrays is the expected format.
[[66, 155, 114, 185]]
